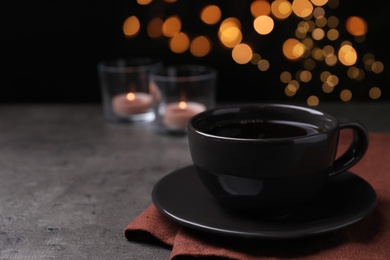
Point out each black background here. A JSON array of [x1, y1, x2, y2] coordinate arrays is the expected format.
[[2, 0, 389, 104]]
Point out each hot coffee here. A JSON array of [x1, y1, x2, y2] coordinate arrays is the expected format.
[[205, 119, 322, 139]]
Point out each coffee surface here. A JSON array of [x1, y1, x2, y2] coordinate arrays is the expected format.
[[205, 119, 321, 139]]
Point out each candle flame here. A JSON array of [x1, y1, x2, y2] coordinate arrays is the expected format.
[[179, 101, 187, 110], [126, 92, 136, 101]]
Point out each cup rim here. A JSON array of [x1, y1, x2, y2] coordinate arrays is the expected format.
[[97, 57, 163, 73], [188, 103, 338, 141], [150, 64, 217, 82]]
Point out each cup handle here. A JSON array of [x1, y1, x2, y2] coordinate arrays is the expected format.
[[329, 118, 369, 177]]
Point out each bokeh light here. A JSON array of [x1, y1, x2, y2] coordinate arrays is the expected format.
[[124, 0, 387, 105], [346, 16, 367, 36], [232, 44, 253, 64], [254, 16, 274, 35], [169, 32, 190, 53], [251, 0, 271, 17], [190, 36, 211, 57], [123, 16, 140, 37], [201, 5, 222, 25]]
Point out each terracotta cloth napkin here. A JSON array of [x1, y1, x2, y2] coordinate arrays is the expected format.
[[124, 132, 390, 259]]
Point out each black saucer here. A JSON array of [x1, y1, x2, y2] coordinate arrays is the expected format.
[[152, 165, 377, 239]]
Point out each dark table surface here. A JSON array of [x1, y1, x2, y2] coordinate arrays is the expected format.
[[0, 101, 389, 259]]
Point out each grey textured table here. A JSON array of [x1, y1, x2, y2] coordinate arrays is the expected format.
[[0, 102, 389, 259]]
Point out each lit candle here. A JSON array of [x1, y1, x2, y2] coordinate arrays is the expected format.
[[112, 92, 153, 115], [163, 101, 206, 128]]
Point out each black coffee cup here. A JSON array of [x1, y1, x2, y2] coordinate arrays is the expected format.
[[187, 104, 369, 218]]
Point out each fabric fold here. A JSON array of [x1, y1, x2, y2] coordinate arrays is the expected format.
[[124, 204, 179, 246]]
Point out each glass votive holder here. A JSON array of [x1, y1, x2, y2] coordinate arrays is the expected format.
[[151, 65, 217, 135], [98, 57, 163, 123]]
